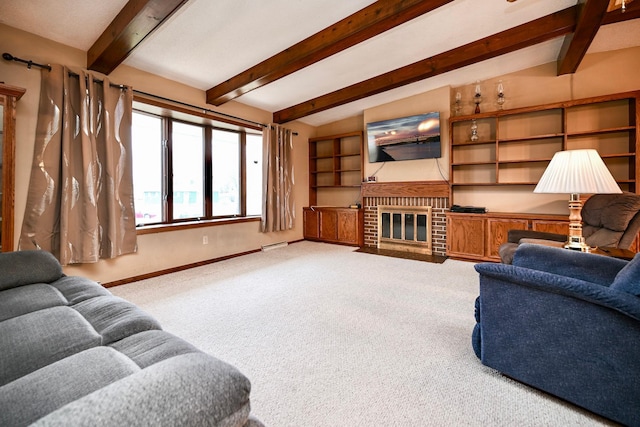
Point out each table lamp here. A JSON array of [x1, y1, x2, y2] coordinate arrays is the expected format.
[[534, 149, 622, 251]]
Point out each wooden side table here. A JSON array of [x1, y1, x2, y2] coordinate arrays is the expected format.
[[590, 247, 636, 261]]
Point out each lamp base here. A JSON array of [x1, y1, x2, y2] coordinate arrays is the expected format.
[[564, 235, 590, 252]]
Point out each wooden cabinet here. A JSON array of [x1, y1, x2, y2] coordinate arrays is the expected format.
[[449, 91, 640, 194], [303, 208, 320, 239], [303, 207, 363, 246], [446, 214, 485, 259], [309, 131, 363, 206], [0, 83, 26, 252], [446, 212, 569, 262]]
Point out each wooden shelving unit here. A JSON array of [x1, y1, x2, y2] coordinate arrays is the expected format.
[[447, 90, 640, 261], [308, 131, 363, 206], [305, 131, 364, 246], [449, 91, 640, 193]]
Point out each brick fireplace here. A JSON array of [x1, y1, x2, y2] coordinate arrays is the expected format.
[[361, 181, 449, 256]]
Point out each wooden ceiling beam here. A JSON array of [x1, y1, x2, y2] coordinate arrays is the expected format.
[[273, 6, 577, 124], [87, 0, 188, 75], [205, 0, 453, 106], [557, 0, 610, 76]]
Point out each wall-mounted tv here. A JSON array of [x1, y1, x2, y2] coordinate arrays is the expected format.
[[366, 112, 441, 163]]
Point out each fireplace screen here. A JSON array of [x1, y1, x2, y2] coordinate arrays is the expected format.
[[378, 206, 432, 254]]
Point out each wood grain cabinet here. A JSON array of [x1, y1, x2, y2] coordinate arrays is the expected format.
[[447, 90, 640, 262], [446, 212, 569, 262], [303, 207, 363, 246]]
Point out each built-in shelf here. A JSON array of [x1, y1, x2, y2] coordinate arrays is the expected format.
[[447, 90, 640, 262], [308, 131, 363, 206], [449, 90, 640, 193]]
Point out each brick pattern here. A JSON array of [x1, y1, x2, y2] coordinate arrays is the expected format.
[[363, 196, 449, 256]]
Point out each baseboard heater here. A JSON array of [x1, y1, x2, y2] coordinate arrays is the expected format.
[[261, 242, 288, 251]]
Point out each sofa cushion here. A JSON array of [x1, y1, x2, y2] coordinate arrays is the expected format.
[[611, 253, 640, 296], [51, 276, 112, 305], [110, 330, 200, 369], [0, 306, 102, 386], [583, 226, 623, 248], [31, 353, 253, 427], [0, 347, 140, 427], [74, 296, 162, 344], [0, 284, 67, 322], [0, 250, 63, 291]]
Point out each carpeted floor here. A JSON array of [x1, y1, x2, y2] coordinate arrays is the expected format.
[[111, 241, 614, 426]]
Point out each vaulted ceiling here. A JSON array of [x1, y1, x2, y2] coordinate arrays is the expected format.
[[2, 0, 639, 126]]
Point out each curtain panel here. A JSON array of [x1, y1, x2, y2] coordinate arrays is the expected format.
[[19, 65, 137, 265], [261, 124, 295, 232]]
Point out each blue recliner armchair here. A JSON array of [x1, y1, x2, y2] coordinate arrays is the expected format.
[[473, 243, 640, 426]]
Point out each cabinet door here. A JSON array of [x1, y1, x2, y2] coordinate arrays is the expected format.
[[319, 209, 338, 241], [447, 215, 485, 259], [337, 210, 358, 245], [532, 220, 569, 235], [303, 209, 319, 239], [486, 219, 528, 260]]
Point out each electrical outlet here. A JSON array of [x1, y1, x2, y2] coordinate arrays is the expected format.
[[202, 236, 208, 245]]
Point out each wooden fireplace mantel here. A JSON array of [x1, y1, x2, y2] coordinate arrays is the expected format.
[[361, 181, 449, 198]]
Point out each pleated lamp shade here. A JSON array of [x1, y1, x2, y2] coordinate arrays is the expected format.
[[534, 149, 622, 195]]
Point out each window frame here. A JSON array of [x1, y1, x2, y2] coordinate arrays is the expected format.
[[131, 99, 263, 233]]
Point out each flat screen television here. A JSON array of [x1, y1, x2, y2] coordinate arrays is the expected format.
[[366, 112, 441, 163]]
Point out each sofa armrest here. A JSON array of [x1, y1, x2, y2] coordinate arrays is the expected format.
[[31, 353, 257, 427], [0, 250, 64, 291]]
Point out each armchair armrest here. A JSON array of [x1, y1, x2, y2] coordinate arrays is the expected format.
[[475, 262, 640, 321], [512, 243, 628, 286]]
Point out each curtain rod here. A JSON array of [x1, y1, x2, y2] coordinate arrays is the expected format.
[[2, 52, 297, 135]]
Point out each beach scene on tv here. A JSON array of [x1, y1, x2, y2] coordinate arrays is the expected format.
[[366, 112, 441, 163]]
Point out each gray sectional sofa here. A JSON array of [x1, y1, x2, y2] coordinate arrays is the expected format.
[[0, 250, 263, 427]]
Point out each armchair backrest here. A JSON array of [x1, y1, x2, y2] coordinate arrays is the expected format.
[[582, 192, 640, 250]]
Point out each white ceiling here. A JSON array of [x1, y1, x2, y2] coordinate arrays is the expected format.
[[2, 0, 639, 127]]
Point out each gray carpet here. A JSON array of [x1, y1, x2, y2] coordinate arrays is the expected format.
[[111, 241, 614, 426]]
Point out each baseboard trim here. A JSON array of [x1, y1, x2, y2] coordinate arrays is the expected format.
[[102, 239, 304, 288]]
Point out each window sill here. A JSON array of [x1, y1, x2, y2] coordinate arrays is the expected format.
[[136, 216, 261, 235]]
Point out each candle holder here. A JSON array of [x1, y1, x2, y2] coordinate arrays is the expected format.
[[497, 80, 505, 110], [455, 92, 462, 116], [474, 82, 482, 114]]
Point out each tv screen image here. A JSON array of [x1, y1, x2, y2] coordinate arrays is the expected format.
[[366, 112, 441, 163]]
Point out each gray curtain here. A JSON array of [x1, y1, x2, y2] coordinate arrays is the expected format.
[[261, 124, 295, 232], [19, 65, 137, 265]]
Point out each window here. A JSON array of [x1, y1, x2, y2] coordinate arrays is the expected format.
[[246, 133, 263, 217], [211, 130, 240, 216], [172, 122, 204, 220], [131, 110, 263, 226]]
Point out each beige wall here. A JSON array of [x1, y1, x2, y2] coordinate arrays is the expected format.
[[319, 46, 640, 216], [362, 86, 451, 183], [0, 23, 312, 283], [3, 19, 640, 280], [448, 46, 640, 214]]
